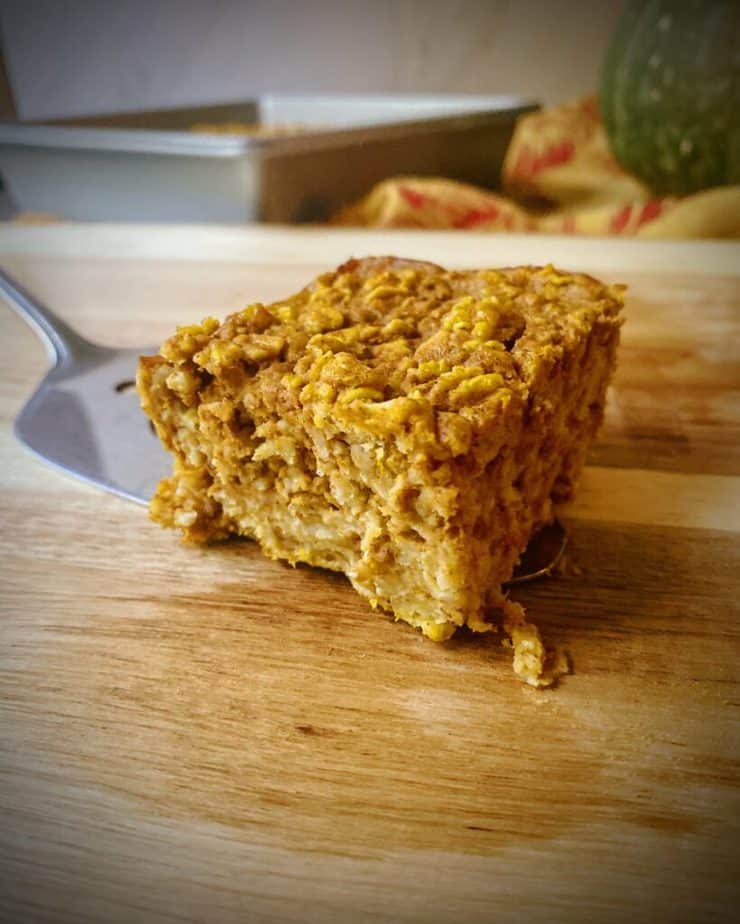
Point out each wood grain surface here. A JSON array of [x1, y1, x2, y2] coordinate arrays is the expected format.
[[0, 226, 738, 924]]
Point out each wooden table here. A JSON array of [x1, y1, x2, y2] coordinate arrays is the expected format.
[[1, 225, 738, 924]]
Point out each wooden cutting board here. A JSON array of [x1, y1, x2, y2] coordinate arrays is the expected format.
[[1, 225, 738, 924]]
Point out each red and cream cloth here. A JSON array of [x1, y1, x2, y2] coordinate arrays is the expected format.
[[333, 97, 740, 238]]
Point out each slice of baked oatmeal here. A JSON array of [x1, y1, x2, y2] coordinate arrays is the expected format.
[[137, 257, 623, 686]]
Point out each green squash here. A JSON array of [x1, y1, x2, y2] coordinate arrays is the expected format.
[[600, 0, 740, 195]]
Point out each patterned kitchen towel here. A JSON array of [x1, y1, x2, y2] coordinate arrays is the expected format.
[[333, 97, 740, 238]]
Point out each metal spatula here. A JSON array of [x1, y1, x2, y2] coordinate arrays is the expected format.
[[1, 266, 170, 504], [1, 266, 565, 581]]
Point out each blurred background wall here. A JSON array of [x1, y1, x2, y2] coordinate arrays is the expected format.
[[0, 0, 624, 119]]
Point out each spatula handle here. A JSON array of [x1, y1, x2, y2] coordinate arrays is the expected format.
[[0, 266, 92, 364]]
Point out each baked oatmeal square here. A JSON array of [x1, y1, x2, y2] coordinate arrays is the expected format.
[[138, 257, 623, 685]]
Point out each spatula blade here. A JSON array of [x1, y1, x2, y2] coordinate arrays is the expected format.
[[14, 347, 170, 505]]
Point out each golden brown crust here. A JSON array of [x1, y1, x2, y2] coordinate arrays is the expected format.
[[137, 258, 624, 686], [151, 258, 621, 457]]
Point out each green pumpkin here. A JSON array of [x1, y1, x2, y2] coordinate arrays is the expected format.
[[599, 0, 740, 195]]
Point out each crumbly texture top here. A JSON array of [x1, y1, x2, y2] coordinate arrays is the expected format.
[[157, 257, 624, 449]]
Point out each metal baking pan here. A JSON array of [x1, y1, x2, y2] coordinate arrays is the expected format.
[[0, 95, 537, 224]]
